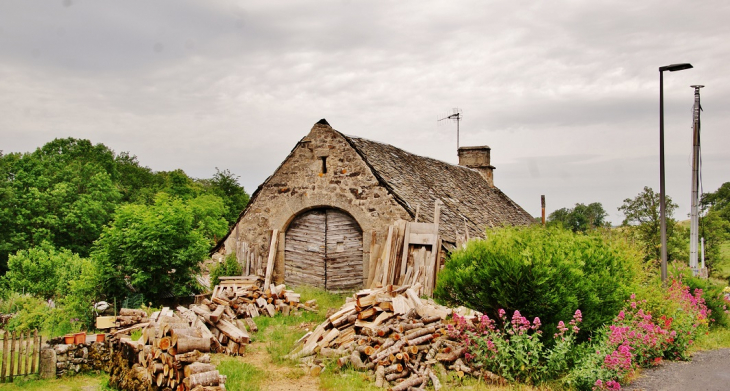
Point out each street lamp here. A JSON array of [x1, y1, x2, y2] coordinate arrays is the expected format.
[[659, 63, 693, 283]]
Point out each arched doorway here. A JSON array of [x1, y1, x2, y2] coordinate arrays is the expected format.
[[284, 208, 363, 290]]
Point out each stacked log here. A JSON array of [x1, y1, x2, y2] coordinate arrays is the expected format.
[[186, 300, 250, 356], [289, 284, 506, 390], [211, 279, 317, 319], [117, 308, 149, 328], [110, 308, 227, 391]]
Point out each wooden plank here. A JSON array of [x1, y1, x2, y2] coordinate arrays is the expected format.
[[30, 331, 37, 375], [1, 331, 6, 382], [375, 226, 393, 287], [24, 331, 30, 376], [409, 233, 436, 246], [264, 229, 279, 290], [399, 222, 411, 283], [408, 222, 438, 235], [325, 209, 363, 291], [285, 210, 326, 288], [9, 332, 14, 381]]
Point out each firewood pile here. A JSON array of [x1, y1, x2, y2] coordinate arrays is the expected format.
[[211, 278, 318, 318], [189, 277, 317, 354], [289, 284, 504, 390], [117, 308, 149, 328], [184, 300, 250, 356], [109, 307, 227, 391]]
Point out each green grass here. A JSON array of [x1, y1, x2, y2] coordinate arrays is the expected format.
[[716, 242, 730, 279], [319, 365, 381, 391], [213, 355, 266, 391], [0, 372, 111, 390], [692, 327, 730, 351], [251, 286, 348, 364]]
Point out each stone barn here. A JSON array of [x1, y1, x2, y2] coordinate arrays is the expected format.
[[211, 119, 533, 290]]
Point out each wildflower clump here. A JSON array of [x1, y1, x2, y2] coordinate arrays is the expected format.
[[449, 309, 583, 384], [568, 280, 710, 391]]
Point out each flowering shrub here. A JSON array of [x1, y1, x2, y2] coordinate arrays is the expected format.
[[449, 309, 583, 384], [567, 280, 710, 391]]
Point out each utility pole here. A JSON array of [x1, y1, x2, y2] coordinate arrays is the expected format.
[[689, 85, 703, 275], [541, 195, 546, 226]]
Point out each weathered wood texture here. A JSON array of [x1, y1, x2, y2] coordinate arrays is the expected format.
[[285, 208, 363, 290], [0, 330, 42, 382], [369, 220, 443, 296], [290, 284, 502, 390]]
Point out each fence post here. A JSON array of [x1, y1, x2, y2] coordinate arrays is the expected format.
[[24, 330, 30, 376], [30, 330, 38, 375], [1, 331, 6, 383], [8, 331, 15, 382]]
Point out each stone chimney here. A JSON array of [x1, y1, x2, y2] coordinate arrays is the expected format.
[[458, 146, 495, 187]]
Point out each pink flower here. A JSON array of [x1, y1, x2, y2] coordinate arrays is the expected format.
[[532, 317, 541, 330]]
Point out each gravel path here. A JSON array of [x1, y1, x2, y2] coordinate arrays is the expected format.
[[624, 349, 730, 391]]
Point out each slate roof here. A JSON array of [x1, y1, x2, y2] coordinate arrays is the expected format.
[[211, 122, 534, 254], [340, 132, 535, 244]]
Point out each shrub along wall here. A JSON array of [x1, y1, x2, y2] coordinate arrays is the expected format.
[[434, 226, 642, 338]]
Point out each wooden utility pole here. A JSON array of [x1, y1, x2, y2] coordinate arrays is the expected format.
[[541, 195, 546, 226]]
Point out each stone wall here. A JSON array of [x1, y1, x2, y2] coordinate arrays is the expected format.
[[41, 341, 113, 378], [218, 122, 411, 286]]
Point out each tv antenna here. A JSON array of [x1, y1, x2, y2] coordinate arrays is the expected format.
[[438, 108, 462, 149]]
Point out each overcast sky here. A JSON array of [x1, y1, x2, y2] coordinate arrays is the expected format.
[[1, 0, 728, 225]]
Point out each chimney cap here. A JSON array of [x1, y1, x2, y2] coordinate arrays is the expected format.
[[458, 145, 491, 151]]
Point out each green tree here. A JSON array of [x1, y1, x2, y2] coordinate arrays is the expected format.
[[208, 168, 250, 226], [700, 183, 730, 275], [618, 186, 683, 263], [548, 202, 608, 232], [114, 151, 164, 204], [92, 193, 227, 303], [0, 139, 121, 270], [702, 182, 730, 221]]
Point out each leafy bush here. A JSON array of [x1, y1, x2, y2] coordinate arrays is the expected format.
[[3, 243, 90, 300], [1, 244, 99, 332], [434, 226, 641, 337], [210, 253, 243, 289], [92, 192, 225, 303], [0, 293, 76, 336]]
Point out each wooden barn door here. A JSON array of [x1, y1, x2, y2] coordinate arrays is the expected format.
[[284, 209, 363, 290], [324, 209, 363, 291]]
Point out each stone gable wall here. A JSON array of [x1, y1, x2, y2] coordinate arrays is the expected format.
[[219, 123, 411, 286]]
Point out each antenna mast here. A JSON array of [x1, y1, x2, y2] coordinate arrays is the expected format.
[[438, 108, 462, 150]]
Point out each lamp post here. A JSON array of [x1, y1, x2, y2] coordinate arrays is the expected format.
[[659, 63, 693, 283]]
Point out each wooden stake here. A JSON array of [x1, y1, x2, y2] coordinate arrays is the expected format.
[[1, 331, 6, 382], [9, 331, 15, 382], [264, 229, 279, 288], [24, 330, 30, 375]]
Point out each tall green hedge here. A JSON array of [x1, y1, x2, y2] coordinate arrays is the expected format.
[[434, 226, 642, 336]]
